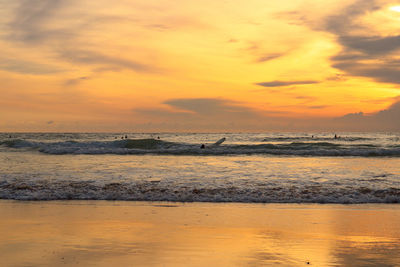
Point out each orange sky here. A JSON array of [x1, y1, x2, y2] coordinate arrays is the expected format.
[[1, 0, 400, 131]]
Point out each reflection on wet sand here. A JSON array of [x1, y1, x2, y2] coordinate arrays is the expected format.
[[0, 201, 399, 266]]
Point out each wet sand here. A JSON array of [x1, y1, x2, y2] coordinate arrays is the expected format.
[[0, 201, 399, 266]]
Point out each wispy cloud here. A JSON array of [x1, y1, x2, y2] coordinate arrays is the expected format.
[[255, 80, 319, 87], [59, 49, 159, 73], [133, 98, 270, 131], [8, 0, 71, 43], [0, 57, 63, 75], [162, 98, 256, 117], [256, 53, 284, 63], [4, 0, 159, 74], [63, 76, 90, 86], [308, 105, 328, 109]]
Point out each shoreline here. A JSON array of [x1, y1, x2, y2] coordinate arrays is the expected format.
[[1, 200, 399, 266]]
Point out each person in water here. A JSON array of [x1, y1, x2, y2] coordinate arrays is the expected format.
[[200, 144, 205, 149]]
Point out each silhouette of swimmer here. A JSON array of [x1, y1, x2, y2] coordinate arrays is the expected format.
[[334, 134, 337, 139], [157, 136, 160, 139], [125, 135, 128, 139], [200, 144, 205, 149]]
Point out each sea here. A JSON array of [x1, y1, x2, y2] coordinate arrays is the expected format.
[[1, 132, 399, 203]]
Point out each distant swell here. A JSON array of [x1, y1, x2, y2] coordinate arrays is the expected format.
[[262, 136, 374, 142], [1, 180, 399, 203], [1, 138, 400, 157]]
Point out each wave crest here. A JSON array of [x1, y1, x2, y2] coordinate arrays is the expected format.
[[1, 138, 400, 157]]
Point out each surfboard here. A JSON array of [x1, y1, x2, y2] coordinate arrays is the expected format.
[[200, 137, 226, 149], [212, 137, 226, 146]]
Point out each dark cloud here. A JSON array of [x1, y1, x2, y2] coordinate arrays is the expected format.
[[334, 100, 400, 131], [374, 100, 400, 121], [322, 0, 400, 85], [323, 0, 380, 34], [339, 35, 400, 55], [277, 0, 400, 86], [332, 62, 400, 84], [255, 80, 319, 87]]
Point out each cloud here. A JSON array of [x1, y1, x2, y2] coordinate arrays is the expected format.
[[323, 0, 380, 35], [63, 76, 90, 86], [277, 0, 400, 86], [162, 98, 256, 117], [133, 97, 400, 132], [4, 0, 158, 74], [0, 57, 63, 75], [133, 98, 280, 131], [256, 53, 284, 63], [255, 80, 319, 87], [322, 0, 400, 85], [47, 120, 54, 124], [58, 49, 158, 73], [331, 62, 400, 84], [334, 100, 400, 131], [145, 24, 170, 31], [273, 11, 311, 27], [8, 0, 71, 43], [308, 105, 328, 109], [338, 35, 400, 55]]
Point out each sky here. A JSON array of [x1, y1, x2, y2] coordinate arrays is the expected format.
[[1, 0, 400, 132]]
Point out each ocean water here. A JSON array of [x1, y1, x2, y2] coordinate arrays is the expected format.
[[1, 132, 400, 203]]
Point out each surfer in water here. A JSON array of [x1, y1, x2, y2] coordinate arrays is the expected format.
[[200, 137, 226, 149]]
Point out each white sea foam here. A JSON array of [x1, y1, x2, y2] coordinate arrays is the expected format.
[[1, 179, 399, 203]]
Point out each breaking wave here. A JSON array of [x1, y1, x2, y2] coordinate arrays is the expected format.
[[2, 138, 400, 157], [1, 179, 399, 203]]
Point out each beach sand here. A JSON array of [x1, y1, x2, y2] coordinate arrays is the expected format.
[[0, 201, 399, 266]]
